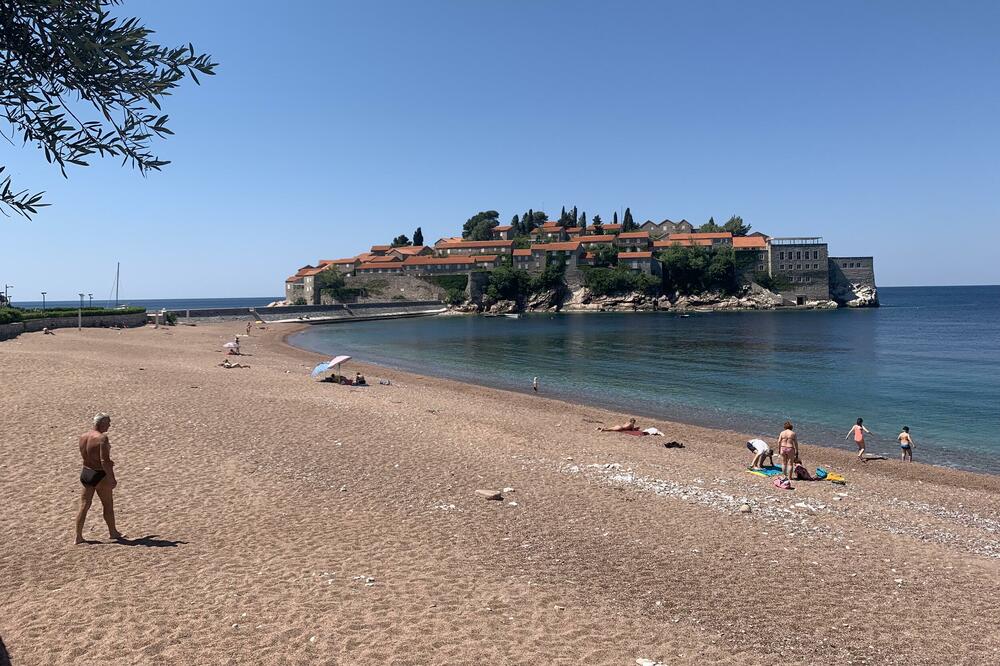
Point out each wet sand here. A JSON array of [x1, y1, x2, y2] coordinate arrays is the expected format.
[[1, 322, 998, 665]]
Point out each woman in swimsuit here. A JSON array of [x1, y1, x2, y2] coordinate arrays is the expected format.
[[777, 421, 798, 480], [598, 418, 639, 432], [846, 417, 872, 462], [898, 426, 914, 462]]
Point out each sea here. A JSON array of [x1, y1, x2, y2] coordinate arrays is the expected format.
[[11, 297, 283, 310], [289, 286, 1000, 474]]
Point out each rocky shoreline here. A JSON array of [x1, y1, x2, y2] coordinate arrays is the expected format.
[[460, 281, 878, 315]]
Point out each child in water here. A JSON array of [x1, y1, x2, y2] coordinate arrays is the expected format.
[[898, 426, 915, 462]]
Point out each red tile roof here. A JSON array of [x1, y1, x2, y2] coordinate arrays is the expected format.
[[393, 245, 430, 255], [617, 231, 650, 239], [327, 257, 360, 264], [733, 236, 767, 249], [668, 232, 732, 240], [399, 255, 483, 266], [368, 255, 403, 263], [473, 254, 499, 262], [437, 240, 514, 249], [577, 235, 616, 243], [540, 221, 562, 229], [600, 224, 623, 231], [370, 244, 392, 251], [531, 241, 581, 252], [494, 225, 513, 231], [285, 275, 304, 283], [513, 249, 532, 256], [654, 238, 714, 247], [618, 251, 654, 259]]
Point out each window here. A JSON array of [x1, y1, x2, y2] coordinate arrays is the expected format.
[[779, 251, 785, 260], [813, 251, 819, 260], [779, 264, 784, 270], [796, 264, 801, 270], [796, 251, 802, 260]]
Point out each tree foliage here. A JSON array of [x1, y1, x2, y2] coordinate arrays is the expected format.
[[698, 217, 721, 233], [462, 210, 499, 240], [412, 227, 423, 246], [722, 215, 751, 236], [315, 268, 363, 302], [485, 264, 531, 301], [0, 0, 217, 218], [590, 244, 618, 267], [658, 244, 739, 295], [622, 207, 637, 231], [583, 266, 659, 296], [391, 234, 411, 247]]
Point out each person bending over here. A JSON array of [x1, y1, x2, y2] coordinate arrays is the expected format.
[[746, 438, 773, 469], [75, 413, 123, 544]]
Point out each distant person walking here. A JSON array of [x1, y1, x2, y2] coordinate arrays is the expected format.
[[846, 418, 872, 462], [532, 376, 538, 393], [898, 426, 915, 462], [777, 421, 799, 480], [246, 321, 252, 336], [75, 413, 123, 544]]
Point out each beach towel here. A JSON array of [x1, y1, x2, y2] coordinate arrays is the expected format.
[[747, 465, 783, 478], [772, 476, 793, 490], [642, 427, 665, 437], [621, 430, 646, 436], [827, 473, 846, 485]]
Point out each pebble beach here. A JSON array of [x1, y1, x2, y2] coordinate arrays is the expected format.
[[2, 322, 999, 665]]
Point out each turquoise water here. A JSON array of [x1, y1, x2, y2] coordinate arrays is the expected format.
[[290, 286, 1000, 473]]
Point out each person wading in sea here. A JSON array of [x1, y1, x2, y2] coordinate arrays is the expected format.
[[75, 413, 123, 544], [846, 417, 872, 462]]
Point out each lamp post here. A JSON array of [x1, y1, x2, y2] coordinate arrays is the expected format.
[[41, 291, 46, 312], [3, 284, 12, 306], [88, 293, 93, 308], [78, 293, 84, 331]]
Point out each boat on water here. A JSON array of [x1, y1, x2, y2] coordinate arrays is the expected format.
[[482, 313, 522, 319]]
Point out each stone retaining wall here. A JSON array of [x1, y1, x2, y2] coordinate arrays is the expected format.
[[0, 312, 148, 341]]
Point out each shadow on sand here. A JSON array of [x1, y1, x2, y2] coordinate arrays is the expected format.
[[1, 634, 12, 666], [102, 534, 187, 548]]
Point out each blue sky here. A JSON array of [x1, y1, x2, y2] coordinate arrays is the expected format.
[[3, 0, 998, 300]]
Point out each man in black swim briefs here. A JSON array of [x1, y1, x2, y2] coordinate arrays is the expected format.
[[75, 413, 123, 544]]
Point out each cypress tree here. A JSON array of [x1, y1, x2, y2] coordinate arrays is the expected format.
[[572, 206, 578, 225], [413, 227, 424, 246], [579, 211, 587, 231], [613, 211, 619, 225], [623, 207, 635, 231]]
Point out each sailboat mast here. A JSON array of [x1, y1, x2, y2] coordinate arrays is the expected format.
[[115, 262, 120, 307]]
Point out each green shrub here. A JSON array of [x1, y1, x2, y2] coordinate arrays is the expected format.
[[658, 244, 739, 295], [486, 265, 532, 301], [754, 271, 790, 293], [529, 259, 566, 293], [583, 266, 659, 296], [293, 297, 307, 305], [0, 308, 23, 325], [424, 274, 468, 292], [15, 306, 145, 321], [391, 294, 407, 300], [445, 287, 466, 305], [164, 311, 178, 325]]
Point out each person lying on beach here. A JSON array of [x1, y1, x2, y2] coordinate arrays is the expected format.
[[75, 413, 123, 544], [746, 438, 773, 469], [597, 418, 639, 432], [898, 426, 914, 462], [42, 327, 55, 335], [777, 421, 799, 480], [846, 418, 872, 462], [219, 359, 249, 369]]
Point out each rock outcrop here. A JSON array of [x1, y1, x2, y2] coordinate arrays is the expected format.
[[831, 282, 879, 308]]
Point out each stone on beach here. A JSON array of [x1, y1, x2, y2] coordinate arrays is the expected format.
[[476, 489, 503, 500]]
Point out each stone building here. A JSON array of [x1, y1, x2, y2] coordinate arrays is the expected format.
[[639, 218, 695, 239], [767, 237, 830, 304]]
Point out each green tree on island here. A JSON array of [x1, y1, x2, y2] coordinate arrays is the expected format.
[[612, 211, 619, 226], [391, 234, 411, 247], [722, 215, 751, 236], [622, 207, 637, 231], [463, 210, 500, 240], [0, 0, 217, 218], [591, 214, 604, 235], [698, 217, 722, 232], [412, 227, 424, 246]]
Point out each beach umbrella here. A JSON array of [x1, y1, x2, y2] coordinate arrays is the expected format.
[[222, 341, 239, 349], [310, 362, 332, 377], [329, 355, 351, 368]]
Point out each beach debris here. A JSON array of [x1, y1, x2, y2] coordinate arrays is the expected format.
[[232, 623, 239, 629], [508, 501, 518, 507], [554, 605, 566, 611], [339, 485, 347, 492], [476, 489, 503, 500], [739, 504, 752, 514], [502, 486, 515, 493], [309, 636, 317, 643], [636, 659, 664, 666]]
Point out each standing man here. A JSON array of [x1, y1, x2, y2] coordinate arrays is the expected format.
[[532, 376, 539, 393], [75, 413, 123, 544], [898, 426, 915, 462]]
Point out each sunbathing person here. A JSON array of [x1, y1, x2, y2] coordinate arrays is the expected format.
[[354, 372, 367, 386], [598, 418, 639, 432], [218, 359, 249, 369]]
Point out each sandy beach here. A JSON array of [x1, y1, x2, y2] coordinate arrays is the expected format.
[[2, 321, 999, 665]]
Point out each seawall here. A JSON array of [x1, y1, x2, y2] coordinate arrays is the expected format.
[[0, 312, 148, 341]]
